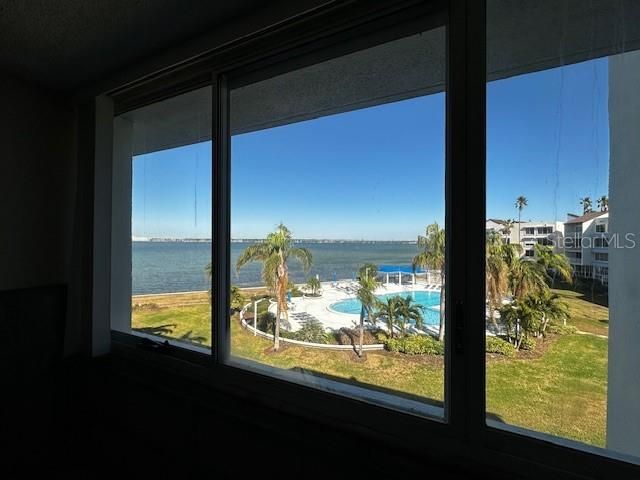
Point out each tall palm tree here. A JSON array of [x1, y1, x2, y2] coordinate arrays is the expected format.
[[486, 233, 509, 327], [597, 195, 609, 212], [515, 196, 528, 243], [413, 222, 446, 341], [236, 223, 312, 351], [355, 267, 381, 357], [534, 244, 573, 288], [374, 296, 402, 339], [580, 196, 593, 214], [396, 296, 424, 337]]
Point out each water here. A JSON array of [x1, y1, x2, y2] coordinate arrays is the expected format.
[[330, 290, 441, 326], [132, 241, 421, 294]]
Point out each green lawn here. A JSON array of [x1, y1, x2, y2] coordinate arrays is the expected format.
[[132, 291, 608, 447], [553, 288, 609, 336]]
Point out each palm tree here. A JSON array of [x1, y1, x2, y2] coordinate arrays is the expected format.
[[498, 301, 524, 347], [413, 222, 446, 341], [534, 244, 573, 288], [306, 277, 321, 296], [486, 234, 509, 327], [510, 258, 547, 301], [396, 295, 424, 337], [355, 268, 381, 356], [236, 223, 312, 351], [580, 196, 593, 214], [515, 196, 528, 243], [528, 290, 569, 333], [500, 219, 516, 242], [597, 195, 609, 212], [374, 296, 402, 339], [358, 263, 378, 282]]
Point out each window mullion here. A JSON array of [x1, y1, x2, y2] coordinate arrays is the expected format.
[[213, 73, 231, 363], [446, 0, 486, 439]]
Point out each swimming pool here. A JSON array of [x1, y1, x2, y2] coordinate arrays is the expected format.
[[329, 290, 441, 326]]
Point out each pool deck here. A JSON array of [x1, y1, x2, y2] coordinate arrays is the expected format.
[[268, 279, 442, 334]]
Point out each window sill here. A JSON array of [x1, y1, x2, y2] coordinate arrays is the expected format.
[[105, 331, 640, 480]]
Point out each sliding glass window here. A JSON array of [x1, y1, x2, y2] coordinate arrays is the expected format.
[[227, 26, 447, 416], [112, 86, 213, 352], [486, 0, 640, 462]]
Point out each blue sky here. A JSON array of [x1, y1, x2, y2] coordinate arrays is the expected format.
[[132, 57, 609, 240]]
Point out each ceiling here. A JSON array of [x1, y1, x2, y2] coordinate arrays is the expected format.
[[0, 0, 270, 92]]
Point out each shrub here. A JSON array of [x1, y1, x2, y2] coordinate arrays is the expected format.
[[257, 312, 276, 334], [375, 331, 389, 343], [230, 285, 246, 312], [335, 328, 380, 346], [520, 336, 536, 351], [384, 335, 444, 355], [547, 323, 578, 335], [287, 281, 304, 297], [485, 336, 516, 357], [289, 318, 328, 344]]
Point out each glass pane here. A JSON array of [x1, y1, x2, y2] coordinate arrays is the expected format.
[[486, 0, 640, 461], [113, 86, 212, 352], [229, 27, 446, 416]]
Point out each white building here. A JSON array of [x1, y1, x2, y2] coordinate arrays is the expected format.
[[486, 219, 564, 257], [518, 221, 565, 257], [485, 219, 513, 244], [563, 211, 609, 284]]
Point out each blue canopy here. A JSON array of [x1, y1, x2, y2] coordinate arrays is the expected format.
[[378, 264, 425, 273]]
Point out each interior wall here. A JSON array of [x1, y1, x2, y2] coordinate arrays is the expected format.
[[0, 73, 78, 353], [0, 74, 75, 291]]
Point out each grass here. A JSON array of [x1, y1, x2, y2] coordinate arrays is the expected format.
[[131, 288, 608, 447], [486, 334, 607, 446], [552, 288, 609, 336]]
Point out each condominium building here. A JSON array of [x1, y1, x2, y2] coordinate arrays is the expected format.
[[486, 219, 564, 257], [563, 211, 609, 284]]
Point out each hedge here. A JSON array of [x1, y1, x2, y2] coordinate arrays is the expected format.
[[384, 335, 444, 355]]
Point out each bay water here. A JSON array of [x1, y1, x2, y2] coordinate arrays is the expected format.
[[132, 241, 420, 294]]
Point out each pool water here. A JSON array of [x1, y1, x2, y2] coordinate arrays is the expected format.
[[329, 290, 441, 326]]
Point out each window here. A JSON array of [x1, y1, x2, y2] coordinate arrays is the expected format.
[[486, 0, 640, 465], [228, 26, 446, 416], [594, 252, 608, 262], [112, 86, 213, 352], [103, 1, 640, 476], [594, 237, 609, 248]]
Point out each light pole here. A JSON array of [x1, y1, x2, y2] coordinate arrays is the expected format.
[[253, 297, 268, 336]]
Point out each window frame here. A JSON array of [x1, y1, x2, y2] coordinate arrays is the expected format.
[[98, 0, 640, 478]]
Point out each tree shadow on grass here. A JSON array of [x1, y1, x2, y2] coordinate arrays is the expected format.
[[179, 330, 207, 344], [133, 324, 177, 336]]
